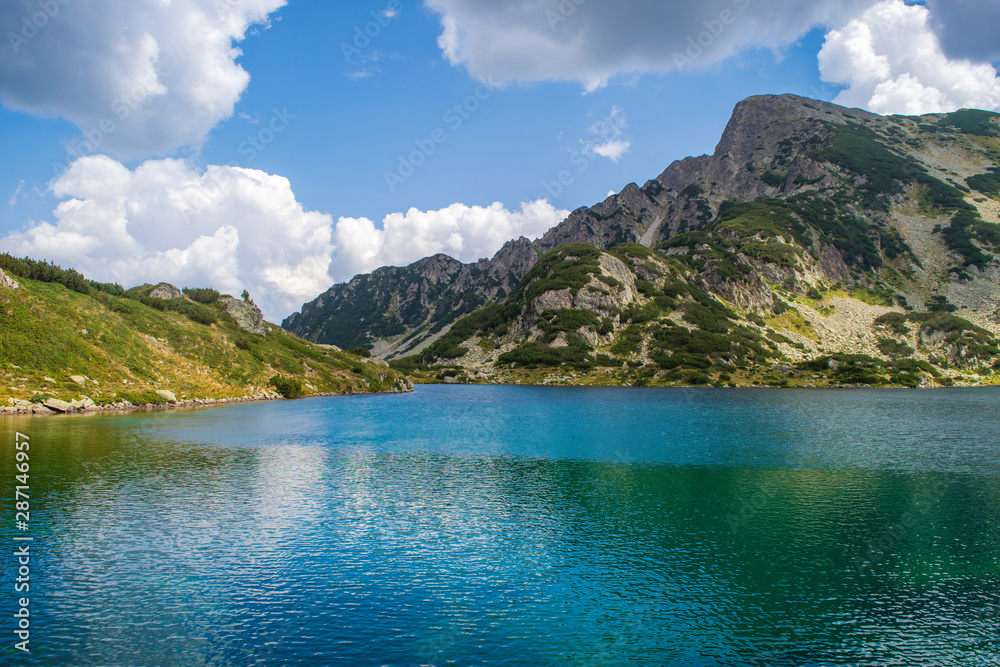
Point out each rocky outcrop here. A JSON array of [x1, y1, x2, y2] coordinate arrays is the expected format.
[[0, 268, 19, 290], [218, 296, 266, 335], [149, 283, 183, 299]]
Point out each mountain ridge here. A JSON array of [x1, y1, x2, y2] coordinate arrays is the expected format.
[[284, 94, 1000, 387]]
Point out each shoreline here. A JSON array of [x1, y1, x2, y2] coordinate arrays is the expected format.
[[1, 388, 414, 418]]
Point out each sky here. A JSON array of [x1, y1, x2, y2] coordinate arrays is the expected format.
[[0, 0, 999, 322]]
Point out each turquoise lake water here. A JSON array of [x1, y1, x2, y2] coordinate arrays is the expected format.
[[1, 385, 999, 665]]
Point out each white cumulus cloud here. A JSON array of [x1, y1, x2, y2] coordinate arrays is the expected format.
[[332, 199, 569, 282], [819, 0, 1000, 115], [0, 0, 286, 158], [0, 156, 334, 321], [0, 157, 569, 320], [423, 0, 874, 91]]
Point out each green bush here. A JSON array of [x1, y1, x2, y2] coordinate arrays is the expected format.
[[539, 309, 599, 335], [345, 347, 372, 358], [118, 390, 169, 406], [182, 287, 221, 304], [877, 338, 915, 356], [875, 312, 910, 335], [498, 338, 592, 368], [610, 325, 644, 356], [269, 375, 303, 398]]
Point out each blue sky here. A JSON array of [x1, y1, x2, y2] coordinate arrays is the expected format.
[[1, 0, 998, 320]]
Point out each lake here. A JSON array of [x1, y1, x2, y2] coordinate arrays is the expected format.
[[2, 385, 999, 666]]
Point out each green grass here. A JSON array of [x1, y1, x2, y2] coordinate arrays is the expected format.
[[0, 273, 410, 405]]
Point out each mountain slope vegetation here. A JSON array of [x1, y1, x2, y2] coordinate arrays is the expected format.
[[0, 257, 411, 409], [289, 95, 1000, 387]]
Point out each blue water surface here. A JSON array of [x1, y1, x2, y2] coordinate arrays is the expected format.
[[1, 386, 998, 666]]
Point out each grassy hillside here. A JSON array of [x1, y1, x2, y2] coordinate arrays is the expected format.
[[0, 259, 411, 407]]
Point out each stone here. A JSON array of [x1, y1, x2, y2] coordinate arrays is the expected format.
[[32, 404, 55, 414], [79, 397, 96, 408], [43, 398, 73, 413], [0, 268, 18, 290], [43, 376, 56, 383], [149, 283, 183, 300], [218, 296, 267, 335], [155, 390, 179, 404], [69, 375, 87, 385]]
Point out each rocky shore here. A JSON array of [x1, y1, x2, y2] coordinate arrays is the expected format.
[[0, 388, 410, 417]]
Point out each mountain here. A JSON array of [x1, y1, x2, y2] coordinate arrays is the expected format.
[[285, 94, 1000, 387], [0, 257, 411, 414]]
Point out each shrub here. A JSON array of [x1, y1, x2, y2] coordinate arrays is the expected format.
[[875, 312, 910, 335], [877, 338, 915, 356], [539, 309, 599, 335], [182, 287, 221, 304], [345, 347, 372, 358], [118, 390, 169, 406], [269, 375, 303, 399], [498, 338, 592, 368], [610, 325, 644, 356]]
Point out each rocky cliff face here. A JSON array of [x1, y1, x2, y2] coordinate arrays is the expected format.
[[284, 95, 1000, 385], [284, 236, 538, 357]]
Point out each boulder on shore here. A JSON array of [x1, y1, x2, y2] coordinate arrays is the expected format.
[[156, 389, 179, 404], [42, 398, 72, 413]]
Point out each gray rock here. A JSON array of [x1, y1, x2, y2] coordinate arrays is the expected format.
[[218, 296, 266, 335], [0, 268, 18, 290], [43, 376, 56, 383], [42, 399, 72, 413], [69, 375, 87, 385], [155, 390, 179, 404], [32, 404, 55, 414], [149, 283, 183, 300]]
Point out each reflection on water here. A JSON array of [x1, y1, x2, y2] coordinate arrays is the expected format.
[[1, 386, 999, 665]]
